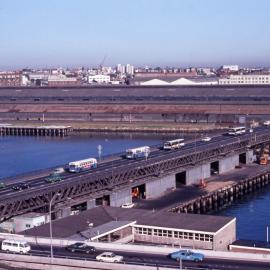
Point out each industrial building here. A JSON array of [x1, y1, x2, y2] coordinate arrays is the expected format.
[[0, 71, 22, 87], [22, 206, 236, 251], [219, 74, 270, 85]]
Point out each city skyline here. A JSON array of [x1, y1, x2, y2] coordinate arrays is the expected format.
[[1, 0, 270, 69]]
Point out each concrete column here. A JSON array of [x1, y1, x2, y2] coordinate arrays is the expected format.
[[246, 149, 256, 164], [186, 163, 210, 185], [219, 155, 239, 174], [56, 206, 71, 218], [145, 174, 175, 199], [87, 199, 96, 210], [110, 188, 132, 207]]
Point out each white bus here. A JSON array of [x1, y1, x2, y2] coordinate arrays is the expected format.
[[163, 139, 185, 150], [227, 126, 246, 136], [126, 146, 150, 159], [68, 158, 97, 173]]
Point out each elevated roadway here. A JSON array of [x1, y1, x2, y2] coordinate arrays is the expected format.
[[0, 127, 270, 221]]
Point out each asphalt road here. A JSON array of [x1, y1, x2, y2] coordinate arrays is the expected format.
[[1, 244, 269, 270]]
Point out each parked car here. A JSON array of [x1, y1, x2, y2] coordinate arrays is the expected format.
[[12, 182, 30, 191], [264, 120, 270, 126], [66, 242, 96, 254], [121, 202, 135, 208], [96, 252, 123, 263], [169, 250, 204, 262], [201, 136, 212, 142]]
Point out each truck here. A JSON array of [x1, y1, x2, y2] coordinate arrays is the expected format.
[[260, 154, 269, 165]]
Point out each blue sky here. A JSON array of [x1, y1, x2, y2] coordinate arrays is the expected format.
[[0, 0, 270, 69]]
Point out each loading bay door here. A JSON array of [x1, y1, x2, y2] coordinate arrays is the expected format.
[[176, 171, 186, 186], [210, 161, 219, 175], [239, 153, 247, 164]]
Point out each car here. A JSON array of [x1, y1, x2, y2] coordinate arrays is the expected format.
[[66, 242, 96, 254], [264, 120, 270, 126], [12, 182, 30, 191], [45, 173, 62, 183], [169, 249, 204, 262], [121, 202, 135, 208], [0, 182, 6, 190], [96, 252, 123, 263], [201, 136, 211, 142]]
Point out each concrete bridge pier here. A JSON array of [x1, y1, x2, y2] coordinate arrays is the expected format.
[[219, 155, 239, 174], [185, 163, 210, 185], [145, 174, 175, 199], [110, 188, 132, 207], [87, 199, 96, 210]]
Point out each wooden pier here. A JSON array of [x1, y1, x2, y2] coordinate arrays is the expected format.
[[0, 124, 72, 136], [170, 171, 270, 214]]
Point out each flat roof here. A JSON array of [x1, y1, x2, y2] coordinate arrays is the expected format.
[[22, 206, 234, 239]]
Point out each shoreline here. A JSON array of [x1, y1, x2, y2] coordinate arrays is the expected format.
[[1, 120, 229, 134]]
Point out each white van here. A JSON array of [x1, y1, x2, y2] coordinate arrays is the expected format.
[[1, 239, 31, 253]]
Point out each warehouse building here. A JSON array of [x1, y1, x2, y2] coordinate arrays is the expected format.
[[219, 74, 270, 85], [22, 206, 235, 251]]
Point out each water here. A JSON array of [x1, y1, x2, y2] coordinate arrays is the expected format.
[[216, 186, 270, 241], [0, 133, 177, 178], [1, 133, 270, 241]]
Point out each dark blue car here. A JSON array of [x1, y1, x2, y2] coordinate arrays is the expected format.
[[170, 249, 204, 262]]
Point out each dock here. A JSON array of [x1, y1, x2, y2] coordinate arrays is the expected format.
[[0, 124, 72, 136]]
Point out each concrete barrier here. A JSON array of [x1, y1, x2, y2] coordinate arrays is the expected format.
[[0, 253, 165, 270]]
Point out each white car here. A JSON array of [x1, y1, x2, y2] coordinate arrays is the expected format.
[[121, 202, 134, 208], [264, 121, 270, 126], [201, 136, 211, 142], [96, 252, 124, 263]]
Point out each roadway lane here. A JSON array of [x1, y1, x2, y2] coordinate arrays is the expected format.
[[3, 244, 269, 270]]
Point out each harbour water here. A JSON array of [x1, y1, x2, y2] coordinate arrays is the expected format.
[[1, 133, 270, 241]]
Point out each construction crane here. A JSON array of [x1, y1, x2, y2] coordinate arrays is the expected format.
[[99, 55, 107, 71]]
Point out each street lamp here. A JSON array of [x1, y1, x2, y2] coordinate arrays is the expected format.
[[49, 192, 61, 266]]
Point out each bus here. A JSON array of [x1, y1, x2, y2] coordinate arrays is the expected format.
[[227, 126, 246, 136], [126, 146, 150, 159], [68, 158, 98, 173], [163, 139, 185, 150]]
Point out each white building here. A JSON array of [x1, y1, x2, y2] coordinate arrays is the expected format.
[[117, 64, 126, 74], [88, 74, 111, 84], [219, 74, 270, 85], [0, 212, 47, 233], [140, 77, 218, 86], [141, 79, 170, 86], [221, 65, 239, 72], [126, 64, 134, 75]]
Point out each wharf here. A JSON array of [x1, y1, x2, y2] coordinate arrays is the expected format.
[[0, 124, 72, 136], [135, 163, 270, 213]]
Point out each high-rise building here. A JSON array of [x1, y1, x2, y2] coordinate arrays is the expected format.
[[126, 64, 134, 75], [117, 64, 125, 74]]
